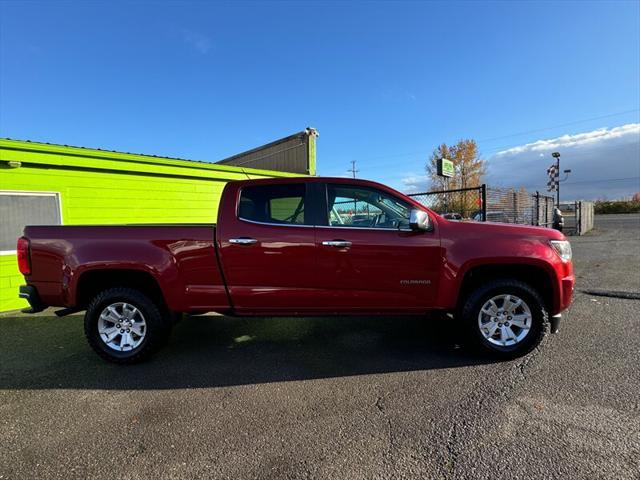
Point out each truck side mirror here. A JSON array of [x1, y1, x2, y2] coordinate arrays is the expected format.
[[409, 209, 431, 231]]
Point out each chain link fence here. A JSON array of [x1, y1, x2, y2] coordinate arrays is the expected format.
[[484, 187, 556, 226], [408, 185, 555, 227], [578, 201, 594, 235], [533, 192, 557, 227], [407, 186, 485, 221], [407, 185, 593, 235], [560, 201, 594, 235]]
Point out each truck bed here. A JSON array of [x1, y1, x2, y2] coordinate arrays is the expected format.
[[23, 224, 230, 313]]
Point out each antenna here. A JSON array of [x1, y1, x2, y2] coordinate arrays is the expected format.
[[347, 160, 358, 178]]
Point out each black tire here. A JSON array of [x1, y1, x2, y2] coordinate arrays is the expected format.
[[84, 287, 171, 364], [460, 278, 549, 359], [170, 311, 183, 325]]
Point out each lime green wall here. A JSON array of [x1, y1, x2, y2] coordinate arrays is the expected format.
[[0, 256, 23, 312], [0, 139, 305, 312]]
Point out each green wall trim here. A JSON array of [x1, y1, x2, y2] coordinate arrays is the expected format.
[[0, 138, 300, 179]]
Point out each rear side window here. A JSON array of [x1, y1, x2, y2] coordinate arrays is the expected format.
[[238, 184, 308, 225]]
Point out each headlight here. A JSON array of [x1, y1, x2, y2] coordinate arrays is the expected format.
[[550, 240, 572, 262]]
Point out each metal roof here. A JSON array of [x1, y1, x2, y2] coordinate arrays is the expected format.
[[0, 130, 316, 177], [0, 138, 301, 179]]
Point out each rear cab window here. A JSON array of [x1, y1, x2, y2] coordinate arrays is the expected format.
[[238, 184, 309, 225]]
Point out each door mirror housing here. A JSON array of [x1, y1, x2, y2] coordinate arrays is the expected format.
[[409, 209, 431, 231]]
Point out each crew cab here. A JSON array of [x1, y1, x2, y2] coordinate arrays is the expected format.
[[17, 177, 574, 363]]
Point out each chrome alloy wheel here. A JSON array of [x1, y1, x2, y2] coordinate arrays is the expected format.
[[477, 294, 532, 347], [98, 302, 147, 352]]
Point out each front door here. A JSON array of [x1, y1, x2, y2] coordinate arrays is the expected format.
[[314, 182, 441, 312]]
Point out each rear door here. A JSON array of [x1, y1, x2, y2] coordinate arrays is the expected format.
[[313, 182, 441, 312], [216, 182, 320, 313]]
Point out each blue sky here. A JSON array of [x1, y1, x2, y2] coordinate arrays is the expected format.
[[1, 0, 639, 199]]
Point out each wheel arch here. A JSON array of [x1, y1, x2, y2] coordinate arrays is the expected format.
[[75, 268, 167, 311], [456, 262, 556, 313]]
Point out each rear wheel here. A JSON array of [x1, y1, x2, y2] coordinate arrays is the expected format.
[[84, 287, 171, 364], [460, 279, 548, 359]]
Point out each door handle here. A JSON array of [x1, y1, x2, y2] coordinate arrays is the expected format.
[[322, 240, 352, 248], [229, 238, 258, 245]]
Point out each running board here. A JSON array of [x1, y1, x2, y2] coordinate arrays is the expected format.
[[54, 307, 83, 317]]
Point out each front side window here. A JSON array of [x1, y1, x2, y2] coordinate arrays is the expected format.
[[238, 184, 308, 225], [326, 184, 411, 229]]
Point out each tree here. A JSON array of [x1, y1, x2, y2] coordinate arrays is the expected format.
[[426, 139, 486, 191], [426, 139, 487, 217]]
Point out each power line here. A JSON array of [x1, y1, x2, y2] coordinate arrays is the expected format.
[[476, 109, 639, 143], [323, 129, 640, 177], [324, 108, 640, 171], [376, 144, 640, 179], [563, 176, 640, 185], [480, 131, 640, 157], [334, 140, 640, 181]]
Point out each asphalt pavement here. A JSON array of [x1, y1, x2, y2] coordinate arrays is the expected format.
[[1, 214, 639, 479]]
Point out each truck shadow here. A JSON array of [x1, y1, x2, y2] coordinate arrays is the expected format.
[[0, 313, 495, 390]]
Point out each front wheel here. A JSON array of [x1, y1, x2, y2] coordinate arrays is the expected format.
[[84, 287, 171, 364], [460, 279, 549, 359]]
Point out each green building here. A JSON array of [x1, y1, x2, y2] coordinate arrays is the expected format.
[[0, 130, 317, 312]]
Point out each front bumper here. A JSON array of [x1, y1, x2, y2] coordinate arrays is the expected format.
[[550, 313, 562, 334], [550, 274, 573, 334], [19, 285, 46, 314], [560, 275, 575, 311]]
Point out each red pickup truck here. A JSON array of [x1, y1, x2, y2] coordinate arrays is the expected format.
[[17, 177, 574, 363]]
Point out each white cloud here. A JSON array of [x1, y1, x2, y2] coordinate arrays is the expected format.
[[400, 174, 430, 193], [495, 124, 640, 156], [487, 124, 640, 200], [182, 30, 212, 54], [338, 124, 639, 201], [405, 91, 417, 101]]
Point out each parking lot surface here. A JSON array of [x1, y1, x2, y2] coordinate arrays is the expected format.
[[1, 214, 639, 479]]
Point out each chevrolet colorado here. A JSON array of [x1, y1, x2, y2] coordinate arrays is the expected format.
[[17, 177, 574, 363]]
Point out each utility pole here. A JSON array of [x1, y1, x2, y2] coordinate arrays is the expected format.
[[551, 151, 572, 208], [347, 160, 358, 178], [552, 152, 561, 207], [347, 160, 359, 217]]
